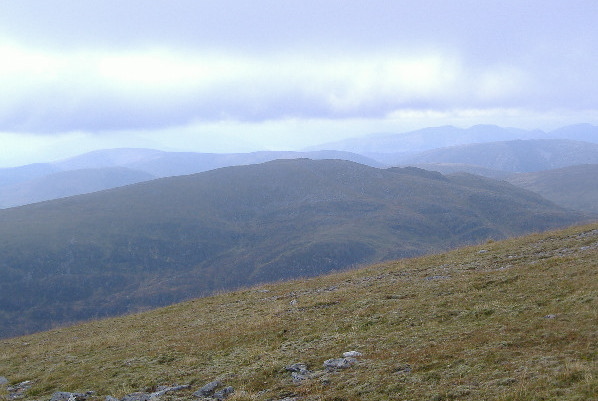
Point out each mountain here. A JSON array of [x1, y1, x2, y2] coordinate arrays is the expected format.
[[403, 139, 598, 173], [1, 222, 596, 400], [306, 124, 598, 155], [0, 162, 58, 186], [0, 159, 588, 339], [0, 149, 382, 208], [53, 148, 384, 177], [507, 164, 598, 214], [0, 167, 155, 209]]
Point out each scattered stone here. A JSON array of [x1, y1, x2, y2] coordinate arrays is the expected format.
[[50, 392, 90, 401], [285, 363, 312, 383], [342, 351, 362, 358], [323, 357, 357, 370], [148, 384, 190, 399], [6, 380, 33, 399], [193, 381, 222, 398], [544, 314, 557, 319], [121, 392, 151, 401], [0, 376, 8, 385], [105, 396, 120, 401], [425, 275, 450, 280], [393, 364, 412, 374], [213, 386, 234, 400]]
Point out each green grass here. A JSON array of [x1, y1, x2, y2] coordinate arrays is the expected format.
[[1, 222, 596, 400]]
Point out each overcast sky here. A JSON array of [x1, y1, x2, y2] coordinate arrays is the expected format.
[[0, 0, 597, 166]]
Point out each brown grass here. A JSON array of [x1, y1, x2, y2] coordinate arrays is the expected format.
[[1, 223, 597, 401]]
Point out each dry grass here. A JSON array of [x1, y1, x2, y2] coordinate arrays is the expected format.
[[1, 223, 597, 401]]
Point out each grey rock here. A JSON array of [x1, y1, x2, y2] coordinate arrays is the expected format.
[[50, 392, 89, 401], [323, 357, 357, 370], [286, 362, 312, 383], [342, 351, 362, 358], [193, 381, 222, 398], [213, 386, 234, 400], [121, 392, 151, 401], [0, 376, 8, 385], [149, 384, 190, 398], [105, 396, 120, 401], [6, 381, 33, 399]]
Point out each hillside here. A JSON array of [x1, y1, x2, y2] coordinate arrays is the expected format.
[[404, 139, 598, 173], [0, 159, 588, 339], [0, 222, 596, 401], [507, 164, 598, 214]]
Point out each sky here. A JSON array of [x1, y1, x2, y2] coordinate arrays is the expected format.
[[0, 0, 597, 166]]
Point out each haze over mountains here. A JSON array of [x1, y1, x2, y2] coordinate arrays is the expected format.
[[0, 124, 597, 211], [0, 158, 588, 338]]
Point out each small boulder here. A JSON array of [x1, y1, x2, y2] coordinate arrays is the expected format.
[[342, 351, 362, 358], [213, 386, 234, 400], [285, 362, 312, 383], [193, 381, 222, 398], [0, 377, 8, 386], [323, 357, 357, 370]]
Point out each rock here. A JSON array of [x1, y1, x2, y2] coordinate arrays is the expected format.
[[193, 380, 222, 398], [121, 392, 151, 401], [323, 357, 357, 370], [544, 314, 557, 319], [213, 386, 234, 400], [285, 362, 312, 383], [394, 364, 412, 374], [149, 384, 190, 398], [6, 380, 33, 399], [342, 351, 362, 358], [0, 376, 8, 385], [105, 396, 120, 401], [49, 392, 89, 401]]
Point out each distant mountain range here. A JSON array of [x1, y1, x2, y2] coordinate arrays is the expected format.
[[0, 158, 587, 338], [0, 150, 381, 208], [307, 123, 598, 155], [401, 139, 598, 173]]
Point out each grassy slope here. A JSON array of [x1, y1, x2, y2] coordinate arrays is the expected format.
[[1, 222, 596, 401]]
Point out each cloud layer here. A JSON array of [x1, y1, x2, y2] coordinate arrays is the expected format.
[[0, 0, 596, 163]]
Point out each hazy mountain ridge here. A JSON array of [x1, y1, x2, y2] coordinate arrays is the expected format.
[[402, 139, 598, 173], [0, 159, 587, 338], [0, 124, 596, 209], [0, 167, 155, 209], [0, 149, 381, 209], [307, 123, 598, 154]]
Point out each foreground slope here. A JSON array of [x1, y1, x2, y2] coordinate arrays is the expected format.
[[0, 159, 587, 338], [1, 223, 596, 400]]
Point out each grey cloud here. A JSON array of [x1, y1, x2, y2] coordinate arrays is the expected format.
[[0, 1, 597, 134]]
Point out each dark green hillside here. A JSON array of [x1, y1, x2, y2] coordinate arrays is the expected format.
[[0, 159, 587, 338], [507, 164, 598, 214]]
